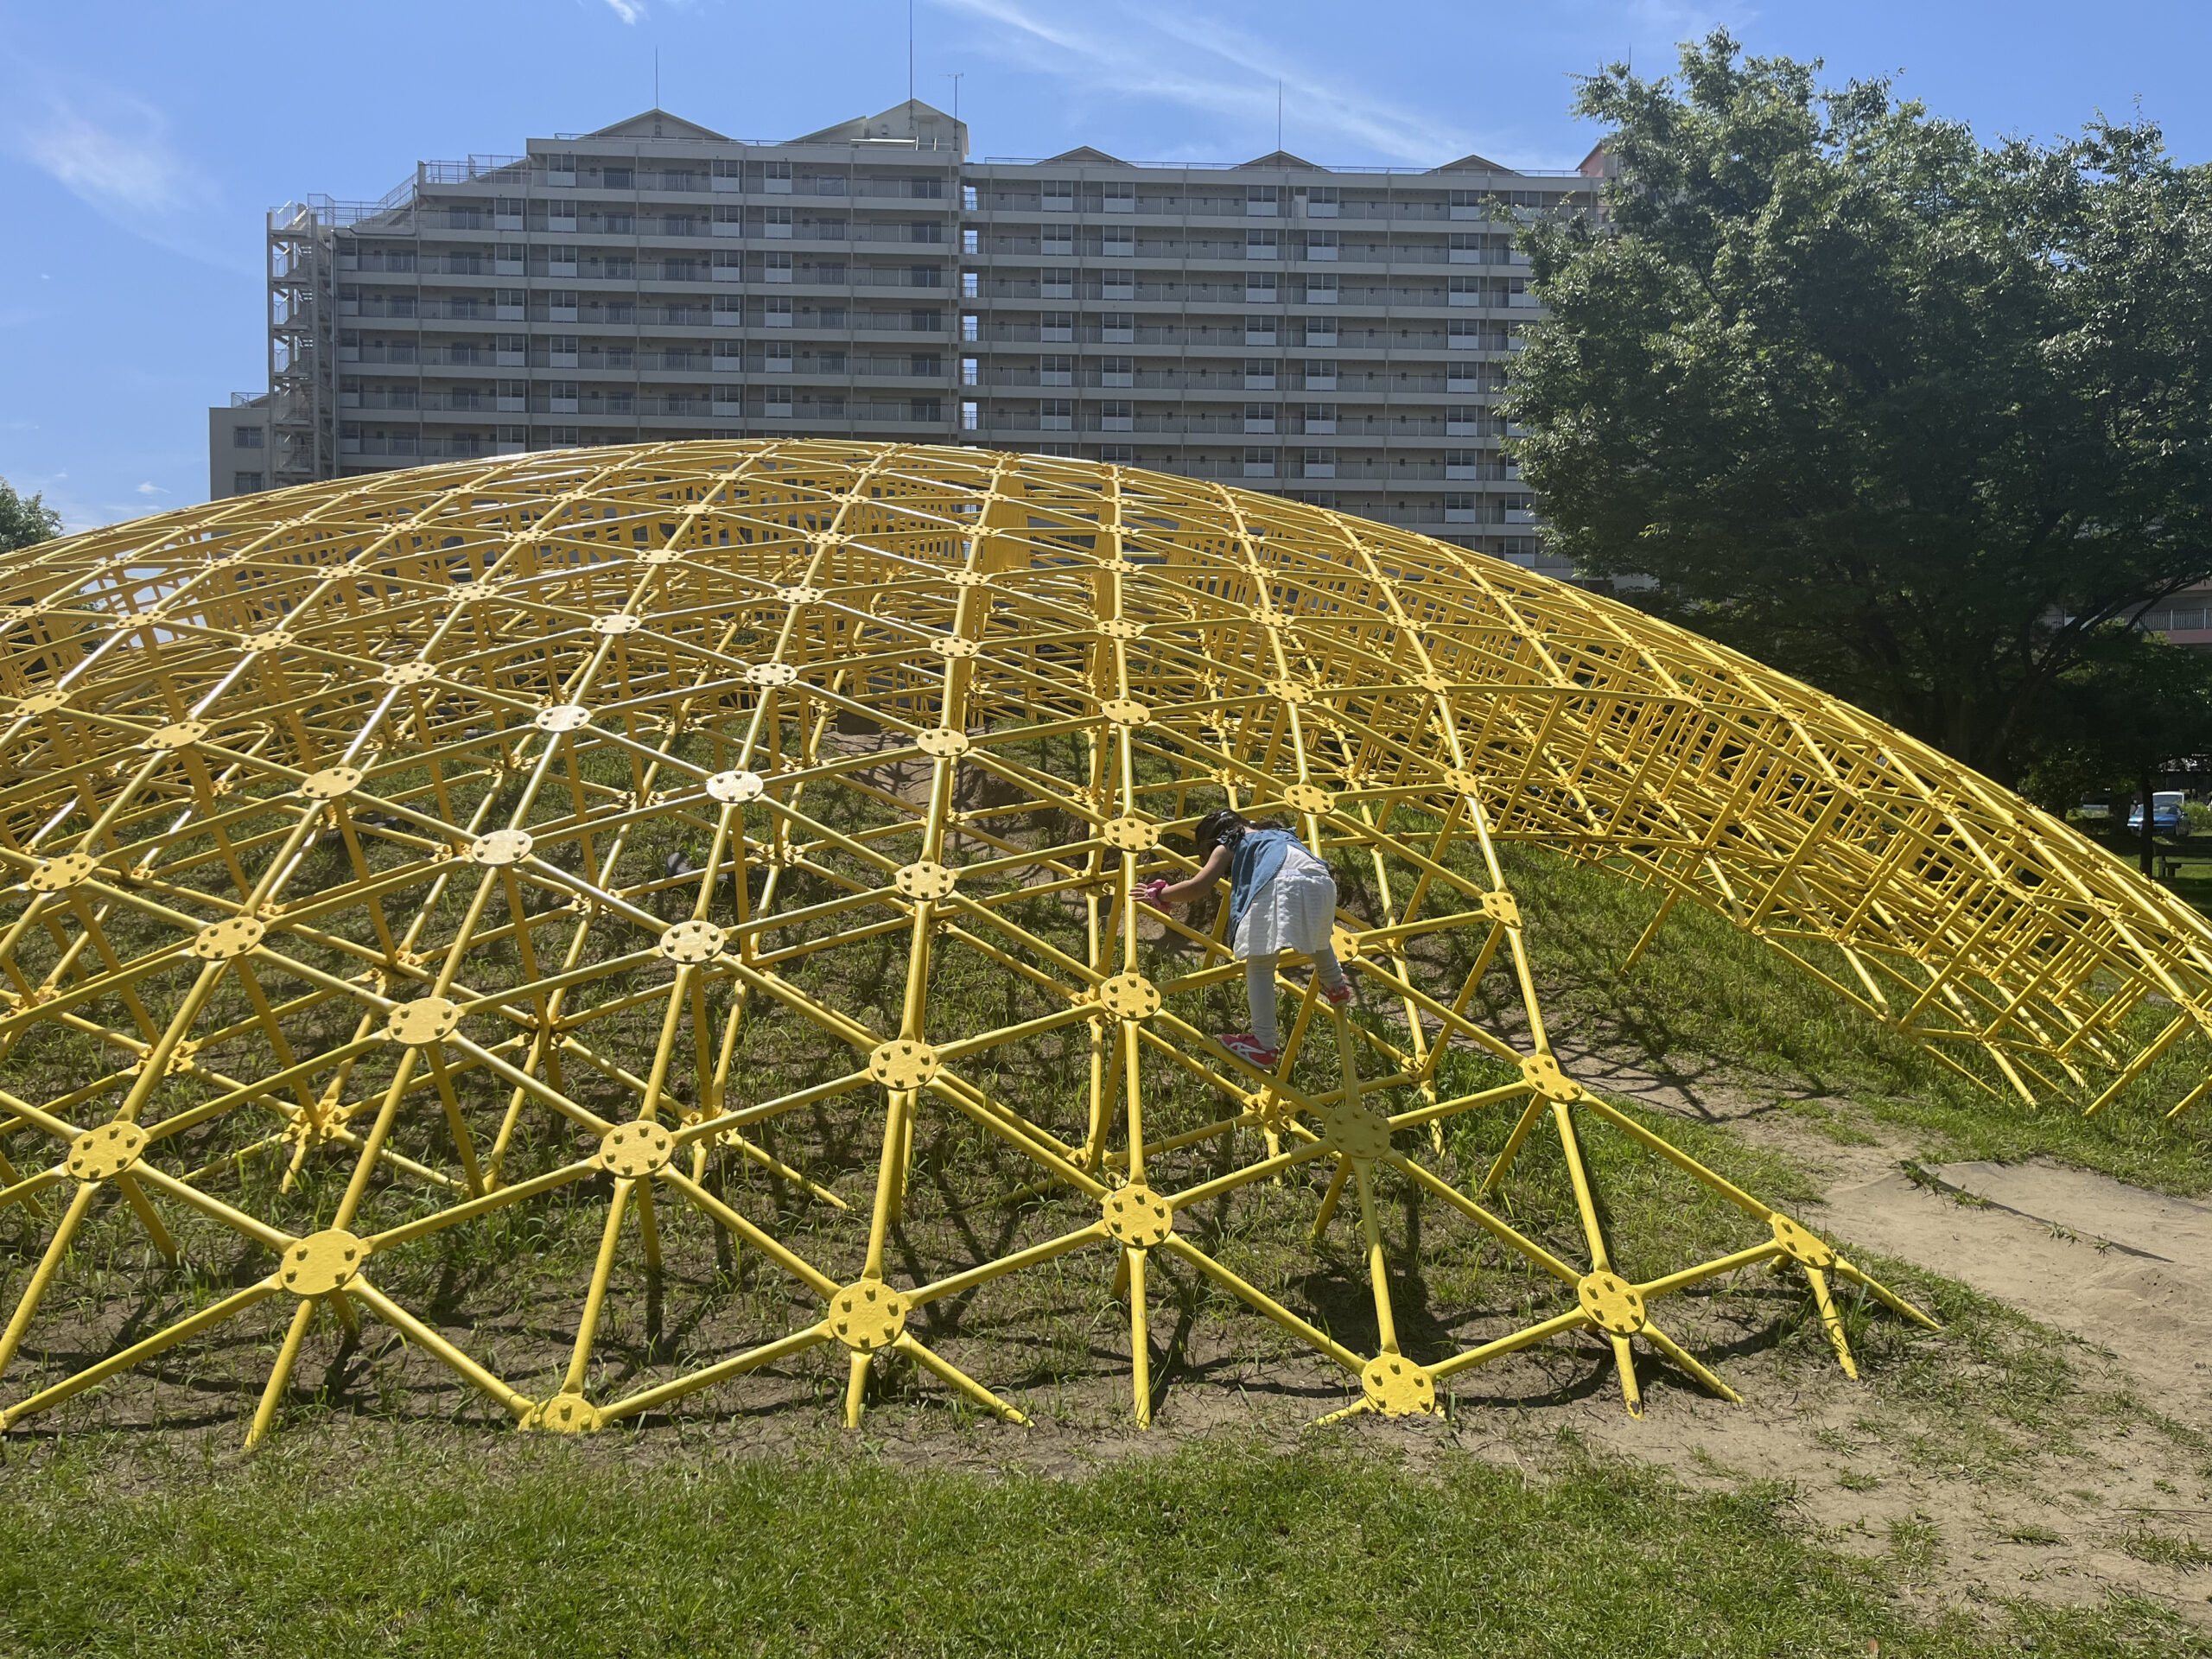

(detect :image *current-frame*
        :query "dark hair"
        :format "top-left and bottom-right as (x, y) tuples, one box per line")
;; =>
(1193, 809), (1286, 855)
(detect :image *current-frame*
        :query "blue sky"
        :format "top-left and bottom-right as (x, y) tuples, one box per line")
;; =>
(2, 0), (2204, 531)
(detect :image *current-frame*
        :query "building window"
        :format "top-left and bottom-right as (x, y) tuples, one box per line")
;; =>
(963, 315), (980, 342)
(961, 357), (980, 386)
(232, 471), (264, 493)
(1101, 443), (1134, 463)
(962, 270), (980, 297)
(232, 425), (264, 448)
(1039, 398), (1073, 430)
(961, 400), (980, 431)
(963, 227), (980, 254)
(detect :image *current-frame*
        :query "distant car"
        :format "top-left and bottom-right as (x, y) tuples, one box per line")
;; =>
(2128, 791), (2187, 835)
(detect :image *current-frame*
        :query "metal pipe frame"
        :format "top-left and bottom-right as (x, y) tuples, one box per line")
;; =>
(0, 438), (2196, 1441)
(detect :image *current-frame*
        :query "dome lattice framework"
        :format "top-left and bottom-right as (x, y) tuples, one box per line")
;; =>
(0, 441), (2203, 1440)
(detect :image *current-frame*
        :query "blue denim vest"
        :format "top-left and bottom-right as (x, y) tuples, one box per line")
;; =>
(1225, 828), (1296, 938)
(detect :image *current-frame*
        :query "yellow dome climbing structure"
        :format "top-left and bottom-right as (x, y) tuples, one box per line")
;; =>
(0, 441), (2202, 1441)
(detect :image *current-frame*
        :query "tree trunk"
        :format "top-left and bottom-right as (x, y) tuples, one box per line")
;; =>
(2141, 768), (2158, 879)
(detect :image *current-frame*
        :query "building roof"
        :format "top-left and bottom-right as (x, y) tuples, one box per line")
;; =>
(1428, 151), (1510, 174)
(790, 99), (965, 151)
(1233, 149), (1319, 170)
(1037, 146), (1129, 166)
(583, 108), (732, 143)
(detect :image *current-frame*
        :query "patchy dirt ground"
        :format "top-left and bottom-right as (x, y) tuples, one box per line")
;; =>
(6, 1010), (2209, 1631)
(1515, 1046), (2212, 1626)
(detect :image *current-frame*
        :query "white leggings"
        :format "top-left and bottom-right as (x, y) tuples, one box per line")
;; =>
(1245, 946), (1347, 1048)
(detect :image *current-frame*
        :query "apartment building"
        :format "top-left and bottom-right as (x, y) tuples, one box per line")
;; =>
(209, 99), (1595, 576)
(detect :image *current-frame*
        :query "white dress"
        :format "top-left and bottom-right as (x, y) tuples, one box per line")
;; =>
(1233, 840), (1338, 959)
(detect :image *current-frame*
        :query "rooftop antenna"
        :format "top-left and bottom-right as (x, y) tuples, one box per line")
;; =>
(944, 71), (964, 142)
(908, 0), (916, 106)
(654, 48), (660, 110)
(1277, 79), (1284, 152)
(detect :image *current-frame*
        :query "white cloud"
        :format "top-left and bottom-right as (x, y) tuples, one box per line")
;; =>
(13, 79), (199, 215)
(604, 0), (645, 20)
(931, 0), (1495, 165)
(134, 482), (168, 497)
(0, 67), (244, 269)
(22, 99), (190, 214)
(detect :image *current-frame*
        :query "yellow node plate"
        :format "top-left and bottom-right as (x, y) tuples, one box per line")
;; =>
(25, 852), (98, 892)
(658, 920), (726, 964)
(1770, 1213), (1838, 1269)
(281, 1230), (367, 1296)
(144, 721), (207, 752)
(385, 997), (461, 1046)
(1362, 1354), (1437, 1417)
(597, 1120), (676, 1179)
(300, 766), (364, 801)
(1097, 973), (1160, 1020)
(829, 1280), (907, 1352)
(469, 830), (534, 867)
(706, 770), (765, 804)
(525, 1394), (604, 1433)
(868, 1039), (940, 1090)
(1520, 1053), (1579, 1103)
(191, 916), (267, 960)
(1322, 1103), (1394, 1162)
(894, 861), (958, 901)
(1578, 1271), (1647, 1337)
(67, 1122), (146, 1183)
(1102, 817), (1159, 851)
(1102, 1183), (1173, 1249)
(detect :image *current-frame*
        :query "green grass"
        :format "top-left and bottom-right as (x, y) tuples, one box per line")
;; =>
(2, 1435), (2201, 1658)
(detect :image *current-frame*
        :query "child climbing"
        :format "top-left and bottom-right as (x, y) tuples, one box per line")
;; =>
(1140, 808), (1353, 1070)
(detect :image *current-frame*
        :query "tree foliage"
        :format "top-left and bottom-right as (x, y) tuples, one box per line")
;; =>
(1510, 32), (2212, 781)
(0, 479), (63, 554)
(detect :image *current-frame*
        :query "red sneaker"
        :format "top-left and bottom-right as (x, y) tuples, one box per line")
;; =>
(1217, 1032), (1281, 1069)
(1319, 981), (1356, 1009)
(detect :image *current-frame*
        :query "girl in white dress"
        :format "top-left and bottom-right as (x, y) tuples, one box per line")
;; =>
(1141, 808), (1352, 1069)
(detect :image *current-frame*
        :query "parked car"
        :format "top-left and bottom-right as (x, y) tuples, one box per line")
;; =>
(2128, 791), (2187, 835)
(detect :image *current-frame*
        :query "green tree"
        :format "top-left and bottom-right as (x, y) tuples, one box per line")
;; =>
(1510, 32), (2212, 782)
(2022, 635), (2212, 874)
(0, 479), (63, 553)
